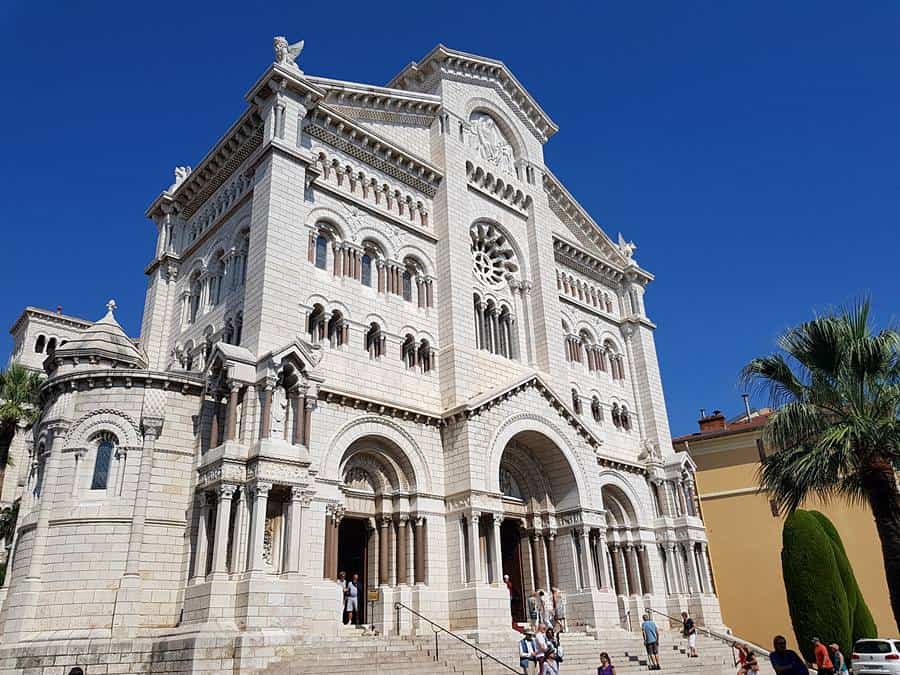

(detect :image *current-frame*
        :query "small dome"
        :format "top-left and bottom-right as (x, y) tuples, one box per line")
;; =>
(52, 300), (147, 370)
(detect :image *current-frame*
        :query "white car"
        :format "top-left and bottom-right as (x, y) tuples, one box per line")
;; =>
(852, 639), (900, 674)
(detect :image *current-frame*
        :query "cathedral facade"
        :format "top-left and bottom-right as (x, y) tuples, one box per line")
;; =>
(0, 40), (721, 672)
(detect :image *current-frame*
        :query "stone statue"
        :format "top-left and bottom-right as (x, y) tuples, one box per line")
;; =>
(467, 113), (515, 176)
(168, 166), (192, 192)
(617, 233), (637, 260)
(273, 36), (304, 71)
(270, 386), (287, 437)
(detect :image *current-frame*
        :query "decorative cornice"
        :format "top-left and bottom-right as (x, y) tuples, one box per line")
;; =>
(544, 170), (653, 284)
(10, 307), (92, 336)
(307, 75), (442, 124)
(554, 240), (625, 286)
(40, 369), (205, 400)
(388, 44), (558, 143)
(306, 104), (442, 197)
(320, 386), (443, 426)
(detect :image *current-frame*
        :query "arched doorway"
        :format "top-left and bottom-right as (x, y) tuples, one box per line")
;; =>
(601, 484), (652, 598)
(496, 430), (582, 622)
(323, 434), (431, 630)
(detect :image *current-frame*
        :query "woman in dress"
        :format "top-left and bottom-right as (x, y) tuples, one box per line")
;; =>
(597, 651), (616, 675)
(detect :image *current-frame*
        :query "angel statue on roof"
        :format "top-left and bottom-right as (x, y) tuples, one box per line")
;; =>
(273, 36), (304, 71)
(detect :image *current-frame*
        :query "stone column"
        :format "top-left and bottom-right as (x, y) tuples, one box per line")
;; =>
(303, 396), (315, 447)
(291, 394), (304, 445)
(377, 261), (385, 293)
(192, 493), (212, 581)
(628, 545), (643, 595)
(224, 386), (239, 442)
(379, 515), (391, 585)
(546, 531), (558, 589)
(595, 531), (610, 590)
(208, 395), (220, 448)
(467, 513), (482, 585)
(284, 487), (304, 574)
(247, 482), (271, 573)
(413, 516), (426, 584)
(323, 510), (334, 579)
(229, 488), (246, 573)
(531, 531), (546, 590)
(397, 515), (409, 585)
(491, 514), (503, 584)
(425, 278), (433, 307)
(260, 384), (273, 440)
(612, 545), (629, 595)
(210, 484), (235, 578)
(579, 527), (596, 589)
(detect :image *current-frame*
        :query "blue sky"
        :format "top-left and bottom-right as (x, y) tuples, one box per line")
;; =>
(0, 1), (897, 436)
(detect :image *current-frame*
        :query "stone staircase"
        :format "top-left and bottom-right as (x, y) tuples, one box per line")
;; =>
(252, 626), (740, 674)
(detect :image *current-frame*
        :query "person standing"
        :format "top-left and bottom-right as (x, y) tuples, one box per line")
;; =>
(737, 643), (759, 674)
(337, 571), (347, 623)
(519, 630), (540, 675)
(541, 645), (561, 675)
(538, 589), (552, 630)
(829, 643), (849, 673)
(811, 638), (834, 675)
(551, 587), (567, 635)
(681, 611), (698, 657)
(769, 635), (810, 675)
(641, 613), (660, 671)
(345, 573), (360, 626)
(597, 652), (616, 675)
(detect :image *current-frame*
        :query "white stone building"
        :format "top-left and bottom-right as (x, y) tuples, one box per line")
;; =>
(0, 40), (721, 672)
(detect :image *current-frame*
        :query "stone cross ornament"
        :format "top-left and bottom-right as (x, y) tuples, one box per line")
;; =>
(273, 36), (304, 72)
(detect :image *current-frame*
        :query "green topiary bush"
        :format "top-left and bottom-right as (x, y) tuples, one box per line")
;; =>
(782, 510), (852, 662)
(809, 510), (878, 645)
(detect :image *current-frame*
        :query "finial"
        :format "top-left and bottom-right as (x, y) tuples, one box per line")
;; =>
(106, 299), (117, 314)
(273, 35), (305, 72)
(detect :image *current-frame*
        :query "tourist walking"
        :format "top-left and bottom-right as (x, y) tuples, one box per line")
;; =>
(811, 638), (834, 675)
(597, 651), (616, 675)
(344, 573), (360, 626)
(681, 611), (698, 657)
(538, 589), (552, 629)
(641, 613), (660, 671)
(829, 644), (848, 673)
(541, 645), (561, 675)
(551, 587), (567, 635)
(519, 629), (541, 675)
(736, 643), (759, 673)
(769, 635), (809, 675)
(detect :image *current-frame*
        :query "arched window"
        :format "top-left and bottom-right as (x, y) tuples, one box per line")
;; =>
(308, 305), (326, 343)
(234, 312), (243, 346)
(232, 230), (250, 290)
(365, 323), (384, 358)
(184, 341), (195, 371)
(327, 310), (345, 347)
(402, 270), (412, 302)
(611, 402), (622, 428)
(315, 234), (329, 270)
(591, 396), (602, 423)
(361, 253), (372, 287)
(47, 337), (57, 356)
(621, 405), (631, 431)
(223, 319), (235, 345)
(210, 250), (226, 306)
(91, 434), (116, 490)
(189, 273), (202, 323)
(571, 389), (582, 415)
(418, 340), (433, 373)
(35, 335), (45, 353)
(401, 334), (416, 368)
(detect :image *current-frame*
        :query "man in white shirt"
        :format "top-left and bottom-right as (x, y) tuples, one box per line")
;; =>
(518, 630), (541, 674)
(345, 573), (360, 626)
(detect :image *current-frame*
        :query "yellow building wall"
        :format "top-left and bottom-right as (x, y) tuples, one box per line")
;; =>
(693, 441), (893, 652)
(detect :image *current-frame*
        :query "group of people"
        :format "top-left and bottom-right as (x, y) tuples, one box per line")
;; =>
(639, 611), (698, 670)
(517, 624), (566, 674)
(521, 584), (568, 635)
(767, 635), (850, 674)
(336, 571), (360, 625)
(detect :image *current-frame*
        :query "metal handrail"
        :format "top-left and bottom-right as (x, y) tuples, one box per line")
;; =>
(394, 601), (520, 675)
(643, 607), (771, 663)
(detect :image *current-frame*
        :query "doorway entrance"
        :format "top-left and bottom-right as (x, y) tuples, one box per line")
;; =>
(337, 517), (368, 625)
(500, 519), (526, 623)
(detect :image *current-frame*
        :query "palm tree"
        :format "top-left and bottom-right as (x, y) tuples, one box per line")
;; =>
(0, 363), (43, 501)
(741, 300), (900, 631)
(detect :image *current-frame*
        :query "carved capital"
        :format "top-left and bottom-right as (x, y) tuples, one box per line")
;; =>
(218, 483), (237, 500)
(253, 481), (272, 499)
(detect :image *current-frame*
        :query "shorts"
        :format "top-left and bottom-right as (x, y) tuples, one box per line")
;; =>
(345, 596), (358, 612)
(645, 642), (659, 655)
(687, 634), (696, 648)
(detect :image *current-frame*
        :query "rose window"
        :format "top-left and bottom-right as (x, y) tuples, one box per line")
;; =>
(470, 222), (518, 287)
